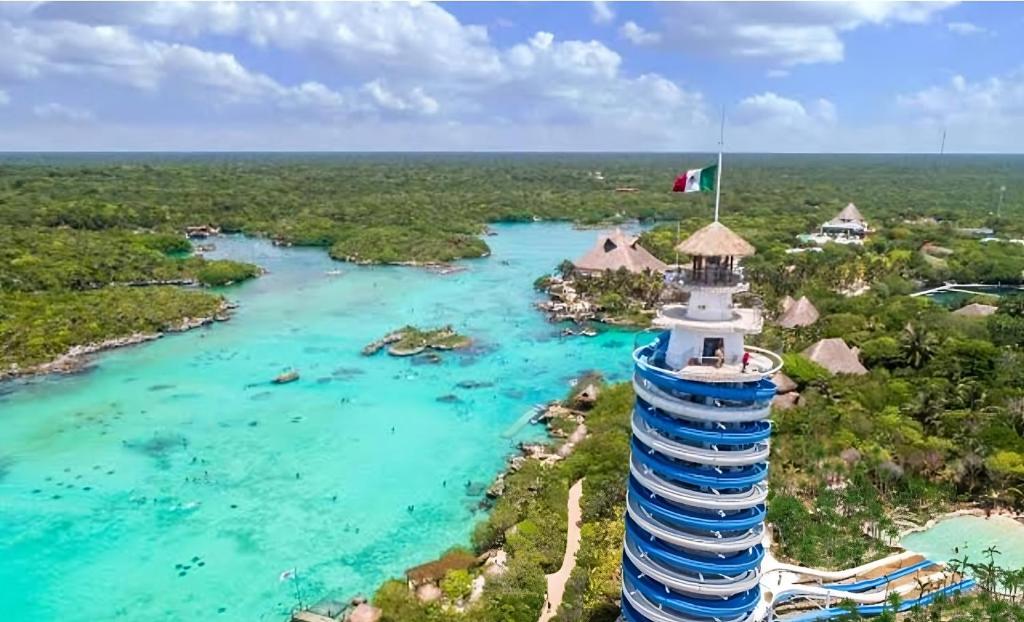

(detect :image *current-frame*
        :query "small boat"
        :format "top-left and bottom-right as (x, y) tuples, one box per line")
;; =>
(325, 269), (344, 276)
(580, 328), (598, 337)
(273, 370), (300, 384)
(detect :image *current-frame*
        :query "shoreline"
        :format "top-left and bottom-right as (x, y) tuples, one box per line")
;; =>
(0, 299), (237, 382)
(898, 506), (1024, 539)
(332, 398), (590, 619)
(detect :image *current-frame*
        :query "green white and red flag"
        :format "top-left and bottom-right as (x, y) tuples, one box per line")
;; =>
(672, 164), (716, 193)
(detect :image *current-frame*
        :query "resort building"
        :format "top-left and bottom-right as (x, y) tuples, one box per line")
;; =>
(622, 221), (782, 622)
(797, 203), (869, 247)
(573, 229), (668, 276)
(821, 203), (868, 240)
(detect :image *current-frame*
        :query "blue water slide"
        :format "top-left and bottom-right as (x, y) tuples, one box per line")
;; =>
(635, 401), (772, 445)
(623, 558), (760, 619)
(630, 477), (766, 532)
(631, 439), (768, 490)
(634, 353), (777, 402)
(625, 517), (764, 575)
(824, 560), (934, 592)
(781, 579), (977, 621)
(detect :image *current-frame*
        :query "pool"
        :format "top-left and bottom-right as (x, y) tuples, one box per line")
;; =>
(901, 514), (1024, 570)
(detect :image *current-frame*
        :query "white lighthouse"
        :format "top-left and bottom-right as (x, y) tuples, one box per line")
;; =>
(622, 221), (782, 622)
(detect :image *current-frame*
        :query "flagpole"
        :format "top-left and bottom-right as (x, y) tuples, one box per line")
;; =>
(714, 107), (724, 222)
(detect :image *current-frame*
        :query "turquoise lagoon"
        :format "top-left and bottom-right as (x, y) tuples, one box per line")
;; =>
(902, 515), (1024, 571)
(0, 223), (640, 622)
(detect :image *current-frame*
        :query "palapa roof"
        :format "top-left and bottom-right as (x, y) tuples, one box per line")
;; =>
(574, 228), (668, 274)
(952, 303), (998, 318)
(675, 221), (756, 258)
(406, 550), (477, 585)
(802, 338), (867, 375)
(779, 295), (796, 313)
(777, 296), (820, 328)
(827, 203), (867, 228)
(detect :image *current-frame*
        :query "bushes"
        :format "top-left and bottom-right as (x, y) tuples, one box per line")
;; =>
(859, 336), (903, 368)
(194, 259), (261, 286)
(780, 353), (830, 386)
(0, 287), (224, 369)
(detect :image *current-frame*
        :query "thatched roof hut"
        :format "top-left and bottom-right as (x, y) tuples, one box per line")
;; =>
(573, 229), (667, 275)
(777, 296), (820, 328)
(779, 295), (796, 313)
(953, 303), (998, 318)
(830, 203), (866, 227)
(405, 550), (477, 587)
(675, 222), (756, 257)
(801, 338), (867, 375)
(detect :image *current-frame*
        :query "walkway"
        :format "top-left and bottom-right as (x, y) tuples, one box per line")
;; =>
(539, 478), (585, 622)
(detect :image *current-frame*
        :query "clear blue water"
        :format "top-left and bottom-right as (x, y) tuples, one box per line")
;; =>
(924, 286), (1024, 308)
(0, 223), (640, 622)
(902, 515), (1024, 571)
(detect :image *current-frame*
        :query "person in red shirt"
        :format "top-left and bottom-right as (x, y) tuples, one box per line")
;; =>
(742, 351), (751, 373)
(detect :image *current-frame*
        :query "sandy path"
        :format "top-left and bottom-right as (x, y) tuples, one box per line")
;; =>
(539, 478), (585, 622)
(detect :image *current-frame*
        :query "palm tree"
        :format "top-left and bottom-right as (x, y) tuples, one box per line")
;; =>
(901, 322), (938, 369)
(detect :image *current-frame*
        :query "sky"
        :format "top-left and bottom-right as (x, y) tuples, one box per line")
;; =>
(0, 1), (1022, 152)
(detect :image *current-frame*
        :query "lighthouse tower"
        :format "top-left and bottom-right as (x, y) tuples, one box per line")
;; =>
(621, 221), (781, 622)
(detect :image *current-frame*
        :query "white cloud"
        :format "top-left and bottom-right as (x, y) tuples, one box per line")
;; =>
(656, 2), (955, 66)
(898, 70), (1024, 119)
(619, 21), (661, 46)
(33, 102), (94, 122)
(813, 98), (838, 123)
(362, 80), (439, 115)
(591, 1), (615, 25)
(33, 2), (504, 82)
(893, 69), (1024, 152)
(507, 32), (622, 80)
(0, 90), (9, 105)
(947, 21), (987, 36)
(766, 69), (790, 79)
(736, 92), (837, 127)
(0, 18), (375, 117)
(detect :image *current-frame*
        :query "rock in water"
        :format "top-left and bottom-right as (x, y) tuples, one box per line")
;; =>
(273, 370), (299, 384)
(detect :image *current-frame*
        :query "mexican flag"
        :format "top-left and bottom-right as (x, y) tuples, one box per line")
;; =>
(672, 164), (716, 193)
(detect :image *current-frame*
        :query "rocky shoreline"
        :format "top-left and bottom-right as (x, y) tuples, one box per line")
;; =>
(330, 379), (601, 621)
(0, 299), (238, 381)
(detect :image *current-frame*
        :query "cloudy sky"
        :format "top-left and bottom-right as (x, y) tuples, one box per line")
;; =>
(0, 1), (1021, 152)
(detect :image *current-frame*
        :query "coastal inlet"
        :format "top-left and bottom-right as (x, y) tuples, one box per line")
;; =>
(0, 223), (639, 622)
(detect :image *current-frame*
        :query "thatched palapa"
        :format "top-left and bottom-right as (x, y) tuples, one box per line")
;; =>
(777, 296), (820, 328)
(574, 229), (667, 275)
(952, 303), (998, 318)
(829, 203), (867, 227)
(801, 338), (867, 375)
(675, 222), (756, 257)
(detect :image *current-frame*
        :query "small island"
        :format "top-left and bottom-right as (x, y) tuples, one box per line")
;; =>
(362, 325), (472, 357)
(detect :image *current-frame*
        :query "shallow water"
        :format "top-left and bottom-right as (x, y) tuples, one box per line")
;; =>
(901, 515), (1024, 570)
(0, 223), (641, 622)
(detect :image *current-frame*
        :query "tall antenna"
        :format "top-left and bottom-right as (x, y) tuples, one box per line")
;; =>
(714, 107), (725, 222)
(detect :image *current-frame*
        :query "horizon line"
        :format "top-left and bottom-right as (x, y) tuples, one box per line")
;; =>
(2, 150), (1024, 156)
